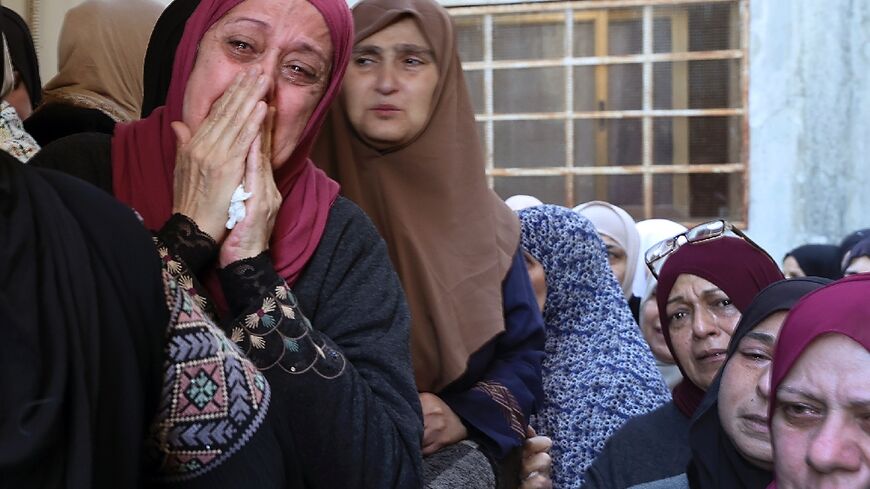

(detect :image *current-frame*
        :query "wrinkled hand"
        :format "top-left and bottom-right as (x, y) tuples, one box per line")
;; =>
(219, 108), (282, 266)
(171, 67), (269, 242)
(520, 426), (553, 489)
(420, 392), (469, 455)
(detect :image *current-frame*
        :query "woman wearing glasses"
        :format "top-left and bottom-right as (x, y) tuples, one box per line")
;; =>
(583, 221), (783, 489)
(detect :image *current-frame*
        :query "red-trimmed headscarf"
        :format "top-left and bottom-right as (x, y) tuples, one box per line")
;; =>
(111, 0), (352, 310)
(655, 237), (784, 417)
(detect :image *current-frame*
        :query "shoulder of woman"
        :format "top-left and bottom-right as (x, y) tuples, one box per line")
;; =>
(319, 196), (389, 256)
(28, 132), (113, 192)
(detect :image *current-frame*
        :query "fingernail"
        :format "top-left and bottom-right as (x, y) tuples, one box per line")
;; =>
(257, 74), (267, 85)
(247, 66), (258, 77)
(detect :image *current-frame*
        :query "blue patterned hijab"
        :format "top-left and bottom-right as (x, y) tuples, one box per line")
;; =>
(518, 205), (671, 488)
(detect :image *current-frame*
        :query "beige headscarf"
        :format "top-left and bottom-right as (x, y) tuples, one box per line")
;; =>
(41, 0), (163, 122)
(313, 0), (520, 393)
(574, 200), (640, 298)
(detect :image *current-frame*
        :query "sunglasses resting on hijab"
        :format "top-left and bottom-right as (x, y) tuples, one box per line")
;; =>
(583, 226), (783, 489)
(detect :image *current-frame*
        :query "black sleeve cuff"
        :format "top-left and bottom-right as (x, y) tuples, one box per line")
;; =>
(157, 213), (218, 274)
(218, 251), (281, 318)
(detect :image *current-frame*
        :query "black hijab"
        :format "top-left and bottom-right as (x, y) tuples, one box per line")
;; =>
(783, 244), (842, 280)
(844, 236), (870, 270)
(0, 151), (167, 487)
(685, 277), (831, 489)
(0, 7), (41, 107)
(140, 0), (200, 117)
(838, 228), (870, 267)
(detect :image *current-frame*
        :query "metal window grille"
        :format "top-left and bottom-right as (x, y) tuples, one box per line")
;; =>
(449, 0), (749, 225)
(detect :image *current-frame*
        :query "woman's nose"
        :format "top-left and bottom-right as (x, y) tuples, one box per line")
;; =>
(375, 64), (398, 95)
(806, 414), (862, 475)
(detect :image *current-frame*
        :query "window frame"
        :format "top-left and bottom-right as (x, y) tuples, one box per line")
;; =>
(448, 0), (750, 227)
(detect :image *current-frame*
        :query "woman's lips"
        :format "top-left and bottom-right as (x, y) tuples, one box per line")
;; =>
(741, 414), (770, 434)
(696, 348), (727, 364)
(371, 104), (400, 117)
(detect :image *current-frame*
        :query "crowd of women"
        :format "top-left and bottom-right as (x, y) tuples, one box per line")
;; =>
(0, 0), (867, 488)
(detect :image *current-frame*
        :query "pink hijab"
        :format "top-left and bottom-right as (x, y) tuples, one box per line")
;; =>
(765, 273), (870, 488)
(111, 0), (352, 309)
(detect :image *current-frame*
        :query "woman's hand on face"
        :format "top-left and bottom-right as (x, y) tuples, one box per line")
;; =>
(419, 392), (469, 455)
(171, 67), (270, 242)
(219, 108), (282, 267)
(520, 426), (553, 489)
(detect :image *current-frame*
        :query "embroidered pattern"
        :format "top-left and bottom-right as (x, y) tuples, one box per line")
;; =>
(473, 380), (526, 440)
(228, 280), (347, 380)
(0, 101), (39, 162)
(148, 266), (270, 481)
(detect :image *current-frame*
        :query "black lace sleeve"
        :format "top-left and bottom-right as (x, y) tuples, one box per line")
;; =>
(156, 213), (218, 275)
(219, 254), (345, 379)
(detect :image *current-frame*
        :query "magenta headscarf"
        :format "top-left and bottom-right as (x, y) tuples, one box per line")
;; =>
(655, 237), (784, 417)
(765, 273), (870, 489)
(111, 0), (352, 311)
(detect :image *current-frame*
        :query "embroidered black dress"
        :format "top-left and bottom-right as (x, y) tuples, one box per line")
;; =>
(30, 133), (424, 488)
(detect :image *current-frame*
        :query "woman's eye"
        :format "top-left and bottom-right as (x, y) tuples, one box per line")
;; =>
(669, 310), (688, 323)
(354, 57), (374, 66)
(404, 57), (424, 66)
(229, 40), (252, 52)
(283, 63), (317, 84)
(782, 402), (822, 424)
(740, 349), (770, 362)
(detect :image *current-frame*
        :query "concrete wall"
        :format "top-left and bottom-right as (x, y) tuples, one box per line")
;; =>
(746, 0), (870, 261)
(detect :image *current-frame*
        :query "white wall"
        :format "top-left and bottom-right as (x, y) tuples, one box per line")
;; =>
(746, 0), (870, 261)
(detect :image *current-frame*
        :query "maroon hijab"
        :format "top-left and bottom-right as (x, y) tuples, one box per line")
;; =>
(655, 237), (784, 417)
(111, 0), (352, 309)
(765, 273), (870, 489)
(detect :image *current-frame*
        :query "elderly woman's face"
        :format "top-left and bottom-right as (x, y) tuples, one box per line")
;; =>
(771, 334), (870, 489)
(718, 311), (786, 471)
(665, 273), (741, 390)
(183, 0), (333, 168)
(342, 17), (439, 149)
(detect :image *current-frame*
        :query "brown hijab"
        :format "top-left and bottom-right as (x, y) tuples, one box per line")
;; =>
(313, 0), (520, 393)
(42, 0), (163, 122)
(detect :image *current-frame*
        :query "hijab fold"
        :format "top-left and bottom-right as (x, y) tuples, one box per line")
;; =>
(0, 151), (166, 488)
(519, 205), (670, 488)
(0, 6), (40, 108)
(687, 278), (830, 489)
(783, 244), (841, 280)
(42, 0), (163, 122)
(655, 237), (784, 417)
(313, 0), (520, 392)
(112, 0), (352, 312)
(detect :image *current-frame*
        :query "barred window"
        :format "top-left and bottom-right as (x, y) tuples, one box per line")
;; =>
(450, 0), (748, 225)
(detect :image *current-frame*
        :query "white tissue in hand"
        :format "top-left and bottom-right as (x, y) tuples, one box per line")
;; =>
(226, 184), (253, 229)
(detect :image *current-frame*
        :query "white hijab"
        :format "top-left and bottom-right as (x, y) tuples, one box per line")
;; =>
(574, 201), (640, 298)
(632, 219), (689, 298)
